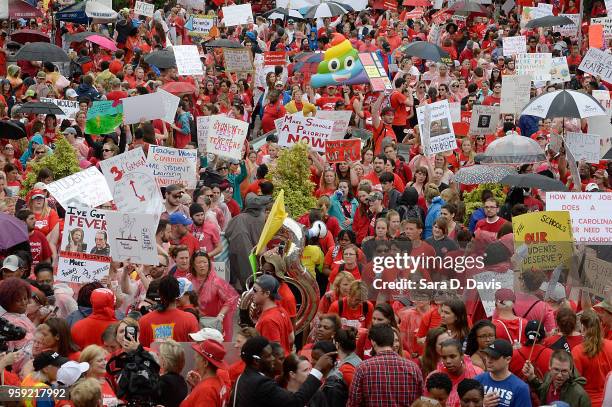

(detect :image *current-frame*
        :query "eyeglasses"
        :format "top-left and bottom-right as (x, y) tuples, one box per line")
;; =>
(35, 151), (45, 155)
(156, 263), (168, 268)
(171, 194), (183, 198)
(102, 149), (112, 152)
(551, 368), (570, 376)
(205, 194), (214, 198)
(484, 206), (497, 209)
(218, 167), (228, 171)
(476, 137), (485, 140)
(451, 84), (459, 88)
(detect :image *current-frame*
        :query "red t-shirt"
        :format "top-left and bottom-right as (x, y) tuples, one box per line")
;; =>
(390, 91), (408, 126)
(29, 230), (52, 265)
(276, 282), (297, 318)
(138, 308), (199, 348)
(363, 171), (405, 192)
(255, 305), (294, 354)
(34, 210), (59, 236)
(180, 375), (230, 407)
(106, 90), (128, 102)
(475, 217), (507, 234)
(417, 306), (441, 339)
(316, 96), (343, 111)
(328, 263), (361, 288)
(328, 297), (373, 329)
(179, 233), (201, 256)
(372, 122), (397, 155)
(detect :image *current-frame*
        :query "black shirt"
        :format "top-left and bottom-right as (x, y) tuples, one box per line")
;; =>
(158, 372), (188, 407)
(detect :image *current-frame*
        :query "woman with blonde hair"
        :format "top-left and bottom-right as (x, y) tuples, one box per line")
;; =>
(572, 310), (612, 407)
(318, 270), (356, 314)
(316, 168), (339, 198)
(158, 339), (188, 407)
(285, 87), (316, 116)
(79, 344), (119, 406)
(70, 378), (102, 407)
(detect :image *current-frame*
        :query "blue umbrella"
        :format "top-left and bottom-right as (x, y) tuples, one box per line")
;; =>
(0, 213), (28, 250)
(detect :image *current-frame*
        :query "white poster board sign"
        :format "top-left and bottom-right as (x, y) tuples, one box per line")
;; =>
(592, 17), (612, 40)
(46, 167), (113, 209)
(134, 1), (154, 17)
(99, 148), (163, 216)
(564, 133), (601, 164)
(500, 75), (532, 114)
(105, 211), (159, 265)
(516, 53), (552, 82)
(57, 206), (111, 284)
(316, 110), (353, 140)
(196, 116), (211, 154)
(222, 4), (253, 26)
(39, 97), (79, 121)
(417, 100), (457, 156)
(173, 45), (204, 76)
(555, 14), (580, 37)
(277, 114), (334, 152)
(578, 48), (612, 85)
(206, 115), (249, 160)
(502, 36), (526, 56)
(122, 90), (180, 124)
(546, 192), (612, 245)
(550, 57), (571, 84)
(588, 91), (612, 159)
(469, 105), (500, 136)
(147, 146), (198, 189)
(473, 270), (515, 317)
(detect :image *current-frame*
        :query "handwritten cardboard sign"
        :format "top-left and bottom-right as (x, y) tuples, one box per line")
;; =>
(174, 45), (204, 76)
(264, 51), (287, 66)
(105, 211), (159, 265)
(206, 115), (249, 160)
(325, 139), (361, 163)
(146, 145), (198, 189)
(277, 114), (334, 152)
(223, 48), (254, 73)
(47, 167), (113, 209)
(134, 0), (154, 17)
(564, 132), (601, 164)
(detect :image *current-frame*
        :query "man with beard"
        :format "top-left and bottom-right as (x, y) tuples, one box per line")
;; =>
(189, 203), (222, 258)
(156, 219), (171, 257)
(169, 213), (200, 256)
(16, 209), (52, 266)
(230, 336), (335, 407)
(33, 262), (77, 319)
(364, 154), (405, 192)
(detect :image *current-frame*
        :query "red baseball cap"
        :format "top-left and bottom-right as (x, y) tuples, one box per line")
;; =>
(192, 340), (227, 370)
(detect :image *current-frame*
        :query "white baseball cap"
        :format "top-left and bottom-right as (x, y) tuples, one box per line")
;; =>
(189, 327), (224, 343)
(57, 361), (89, 386)
(585, 182), (599, 192)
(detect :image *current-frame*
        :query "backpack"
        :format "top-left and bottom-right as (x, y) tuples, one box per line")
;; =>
(307, 374), (349, 407)
(107, 346), (161, 403)
(397, 204), (423, 223)
(69, 60), (83, 80)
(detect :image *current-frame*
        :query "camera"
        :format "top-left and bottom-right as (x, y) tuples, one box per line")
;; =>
(0, 317), (26, 352)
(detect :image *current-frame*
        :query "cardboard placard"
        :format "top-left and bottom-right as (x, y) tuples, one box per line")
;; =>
(222, 3), (253, 26)
(264, 51), (287, 66)
(57, 206), (111, 284)
(550, 57), (570, 84)
(469, 105), (500, 136)
(588, 91), (612, 159)
(473, 270), (515, 317)
(223, 48), (254, 73)
(589, 25), (605, 49)
(500, 75), (532, 114)
(520, 5), (553, 28)
(578, 48), (612, 84)
(196, 116), (211, 154)
(591, 17), (612, 40)
(186, 14), (216, 37)
(122, 90), (180, 124)
(146, 145), (198, 189)
(174, 45), (204, 76)
(325, 139), (361, 163)
(134, 0), (154, 17)
(205, 115), (249, 160)
(99, 148), (163, 216)
(47, 167), (113, 209)
(516, 53), (553, 82)
(417, 100), (457, 156)
(105, 211), (159, 265)
(502, 36), (526, 56)
(546, 192), (612, 245)
(564, 132), (601, 164)
(358, 52), (392, 92)
(583, 255), (612, 297)
(277, 114), (334, 152)
(512, 211), (573, 271)
(316, 110), (353, 140)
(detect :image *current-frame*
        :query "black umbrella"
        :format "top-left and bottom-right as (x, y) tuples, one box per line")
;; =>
(18, 102), (65, 115)
(14, 42), (70, 62)
(204, 39), (243, 48)
(0, 120), (27, 140)
(66, 31), (108, 43)
(448, 1), (488, 15)
(525, 15), (575, 29)
(603, 147), (612, 160)
(400, 41), (450, 62)
(143, 49), (176, 69)
(501, 173), (568, 191)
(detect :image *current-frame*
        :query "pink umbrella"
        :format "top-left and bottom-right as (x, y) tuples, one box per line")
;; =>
(87, 35), (118, 51)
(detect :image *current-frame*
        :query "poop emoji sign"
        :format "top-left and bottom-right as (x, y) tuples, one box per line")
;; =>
(310, 33), (369, 88)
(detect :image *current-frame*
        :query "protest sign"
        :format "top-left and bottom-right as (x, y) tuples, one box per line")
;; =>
(472, 270), (515, 317)
(583, 254), (612, 298)
(516, 53), (552, 82)
(134, 0), (154, 16)
(277, 114), (334, 152)
(502, 36), (526, 56)
(222, 4), (253, 26)
(449, 102), (461, 123)
(85, 100), (123, 135)
(47, 167), (112, 209)
(590, 24), (605, 49)
(607, 0), (612, 16)
(591, 17), (612, 40)
(417, 100), (457, 156)
(578, 48), (612, 84)
(520, 5), (553, 28)
(206, 115), (249, 160)
(316, 110), (352, 140)
(105, 211), (159, 265)
(550, 57), (570, 84)
(325, 139), (361, 163)
(500, 75), (531, 114)
(223, 48), (254, 73)
(39, 97), (79, 121)
(196, 116), (210, 154)
(186, 14), (215, 37)
(99, 148), (163, 215)
(564, 132), (601, 164)
(554, 14), (580, 37)
(588, 91), (612, 159)
(501, 0), (515, 14)
(469, 105), (500, 136)
(358, 52), (393, 92)
(57, 206), (111, 284)
(122, 90), (180, 124)
(264, 51), (287, 66)
(147, 146), (198, 189)
(546, 192), (612, 245)
(512, 211), (573, 271)
(173, 45), (204, 76)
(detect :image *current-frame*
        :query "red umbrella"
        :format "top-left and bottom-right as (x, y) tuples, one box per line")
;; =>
(9, 0), (43, 19)
(10, 29), (50, 44)
(161, 81), (197, 95)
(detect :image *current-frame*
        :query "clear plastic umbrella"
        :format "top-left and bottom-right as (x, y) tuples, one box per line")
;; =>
(477, 133), (546, 164)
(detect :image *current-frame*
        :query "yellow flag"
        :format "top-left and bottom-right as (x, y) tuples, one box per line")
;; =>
(255, 190), (287, 255)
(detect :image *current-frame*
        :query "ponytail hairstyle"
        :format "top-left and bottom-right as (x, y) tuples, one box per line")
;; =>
(580, 310), (604, 358)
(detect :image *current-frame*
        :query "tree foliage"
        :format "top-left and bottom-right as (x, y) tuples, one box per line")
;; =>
(462, 183), (506, 225)
(267, 142), (317, 218)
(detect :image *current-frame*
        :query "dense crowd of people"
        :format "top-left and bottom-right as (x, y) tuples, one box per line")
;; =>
(0, 0), (611, 406)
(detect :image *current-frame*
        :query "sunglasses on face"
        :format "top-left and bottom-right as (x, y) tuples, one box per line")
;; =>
(102, 149), (112, 152)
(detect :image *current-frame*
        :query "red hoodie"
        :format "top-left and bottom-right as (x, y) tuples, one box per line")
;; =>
(71, 288), (118, 349)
